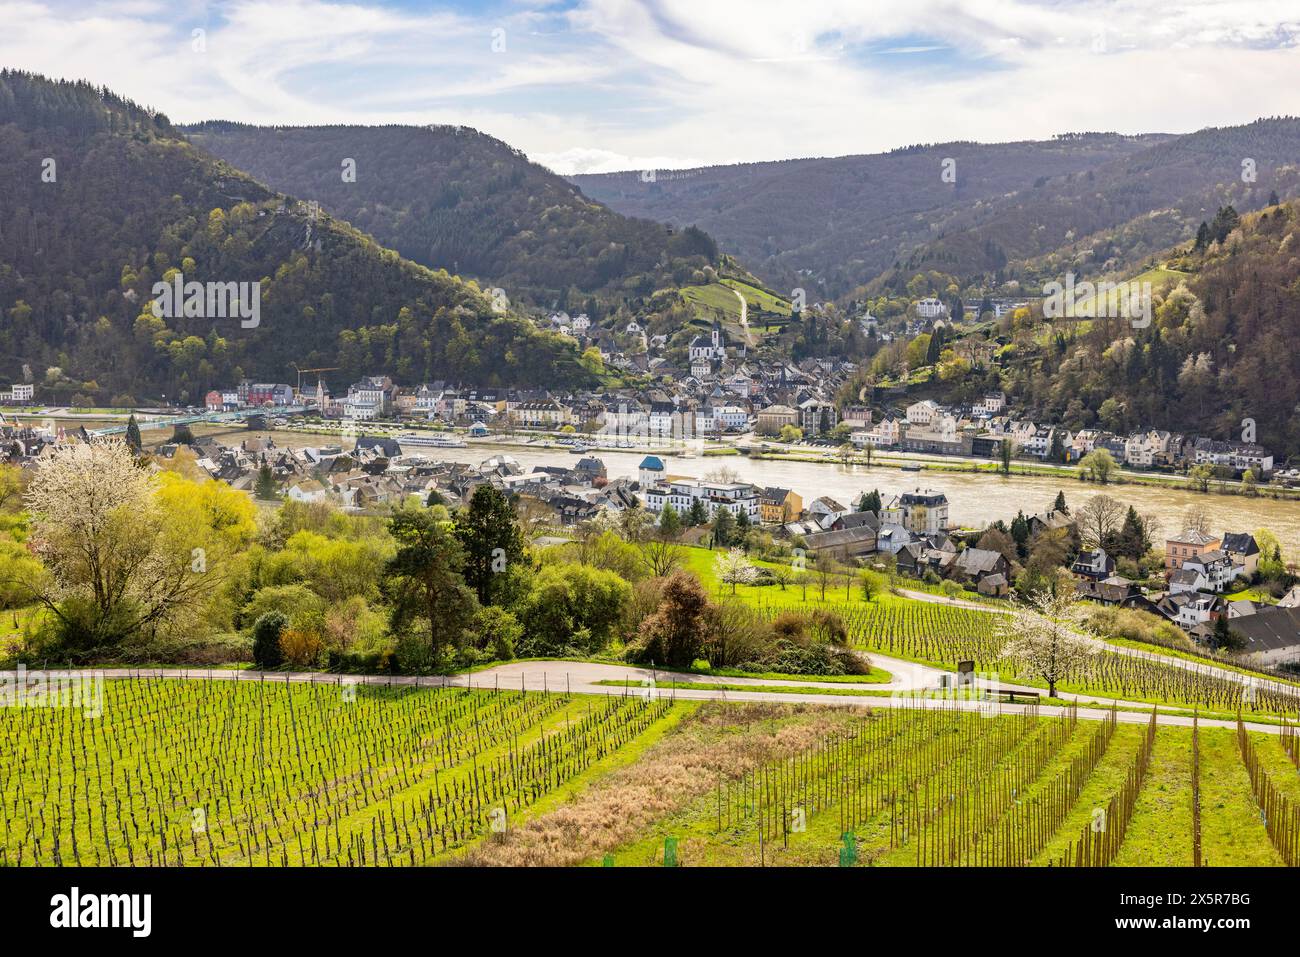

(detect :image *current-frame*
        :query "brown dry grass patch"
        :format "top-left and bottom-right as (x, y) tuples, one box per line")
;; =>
(460, 701), (864, 866)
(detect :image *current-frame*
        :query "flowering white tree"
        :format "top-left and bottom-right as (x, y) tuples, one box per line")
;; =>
(714, 547), (758, 594)
(20, 440), (225, 651)
(997, 589), (1096, 699)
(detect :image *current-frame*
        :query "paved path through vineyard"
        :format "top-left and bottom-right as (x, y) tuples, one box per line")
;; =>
(3, 656), (1285, 735)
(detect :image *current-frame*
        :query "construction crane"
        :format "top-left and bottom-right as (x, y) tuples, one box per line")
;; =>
(291, 364), (339, 394)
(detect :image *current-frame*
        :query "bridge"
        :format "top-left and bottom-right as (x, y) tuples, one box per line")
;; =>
(89, 405), (313, 437)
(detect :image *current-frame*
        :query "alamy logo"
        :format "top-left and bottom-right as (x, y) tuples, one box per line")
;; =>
(50, 887), (151, 937)
(151, 273), (261, 328)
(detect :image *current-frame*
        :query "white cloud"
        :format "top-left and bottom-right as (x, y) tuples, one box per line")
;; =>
(2, 0), (1297, 170)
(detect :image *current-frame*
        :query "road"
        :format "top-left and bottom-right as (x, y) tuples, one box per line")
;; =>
(731, 287), (755, 347)
(3, 657), (1284, 735)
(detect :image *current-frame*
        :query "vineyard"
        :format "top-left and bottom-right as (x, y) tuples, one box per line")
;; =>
(0, 676), (682, 867)
(4, 676), (1298, 868)
(593, 702), (1294, 867)
(755, 596), (1300, 716)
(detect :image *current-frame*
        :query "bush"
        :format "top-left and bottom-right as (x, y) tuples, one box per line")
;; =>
(474, 606), (523, 661)
(279, 627), (323, 667)
(240, 583), (326, 634)
(252, 611), (287, 668)
(519, 564), (631, 656)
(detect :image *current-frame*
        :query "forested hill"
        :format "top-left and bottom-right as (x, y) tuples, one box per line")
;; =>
(0, 71), (588, 405)
(574, 121), (1300, 300)
(185, 122), (725, 318)
(571, 134), (1166, 297)
(998, 197), (1300, 460)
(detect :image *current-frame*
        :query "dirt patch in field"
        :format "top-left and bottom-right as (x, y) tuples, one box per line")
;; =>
(461, 702), (861, 866)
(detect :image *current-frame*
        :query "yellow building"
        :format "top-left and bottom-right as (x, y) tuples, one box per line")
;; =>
(760, 487), (803, 525)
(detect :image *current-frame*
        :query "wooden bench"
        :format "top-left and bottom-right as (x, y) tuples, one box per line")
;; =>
(998, 689), (1040, 704)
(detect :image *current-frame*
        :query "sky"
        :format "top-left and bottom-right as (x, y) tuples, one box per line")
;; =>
(3, 0), (1299, 173)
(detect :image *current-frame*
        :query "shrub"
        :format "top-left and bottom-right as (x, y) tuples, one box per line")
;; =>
(240, 583), (326, 634)
(252, 611), (287, 668)
(631, 570), (709, 667)
(519, 564), (631, 656)
(279, 627), (323, 667)
(475, 606), (523, 661)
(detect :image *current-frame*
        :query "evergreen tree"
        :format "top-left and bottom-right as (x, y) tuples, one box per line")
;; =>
(1194, 221), (1211, 251)
(658, 503), (683, 541)
(687, 499), (709, 527)
(711, 507), (736, 548)
(1052, 490), (1068, 515)
(254, 464), (277, 500)
(124, 414), (142, 453)
(454, 485), (526, 605)
(1116, 506), (1149, 560)
(1010, 510), (1030, 560)
(858, 489), (882, 514)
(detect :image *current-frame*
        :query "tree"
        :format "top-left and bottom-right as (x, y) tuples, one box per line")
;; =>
(711, 508), (736, 548)
(252, 611), (287, 669)
(455, 485), (526, 605)
(1077, 495), (1124, 549)
(0, 465), (23, 512)
(779, 424), (803, 444)
(125, 415), (143, 453)
(858, 489), (882, 514)
(1210, 614), (1245, 653)
(18, 440), (242, 656)
(254, 464), (277, 500)
(686, 499), (709, 527)
(977, 526), (1018, 566)
(814, 550), (838, 600)
(1182, 506), (1211, 535)
(1114, 506), (1150, 560)
(520, 563), (629, 655)
(999, 590), (1095, 698)
(714, 548), (757, 594)
(657, 503), (683, 541)
(1079, 449), (1116, 484)
(382, 505), (479, 660)
(999, 439), (1012, 475)
(1026, 527), (1071, 579)
(636, 570), (710, 667)
(639, 537), (682, 577)
(1010, 511), (1031, 560)
(1052, 490), (1068, 515)
(1187, 464), (1213, 494)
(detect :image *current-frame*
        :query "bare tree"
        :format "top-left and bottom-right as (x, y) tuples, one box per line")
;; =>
(814, 550), (838, 600)
(1076, 494), (1124, 549)
(639, 538), (682, 577)
(1182, 506), (1211, 536)
(703, 465), (741, 485)
(998, 590), (1095, 698)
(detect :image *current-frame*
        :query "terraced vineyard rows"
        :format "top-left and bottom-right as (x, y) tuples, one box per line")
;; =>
(608, 703), (1297, 867)
(761, 597), (1300, 715)
(0, 677), (677, 867)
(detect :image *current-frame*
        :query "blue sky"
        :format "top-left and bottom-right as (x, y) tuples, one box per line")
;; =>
(4, 1), (1299, 172)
